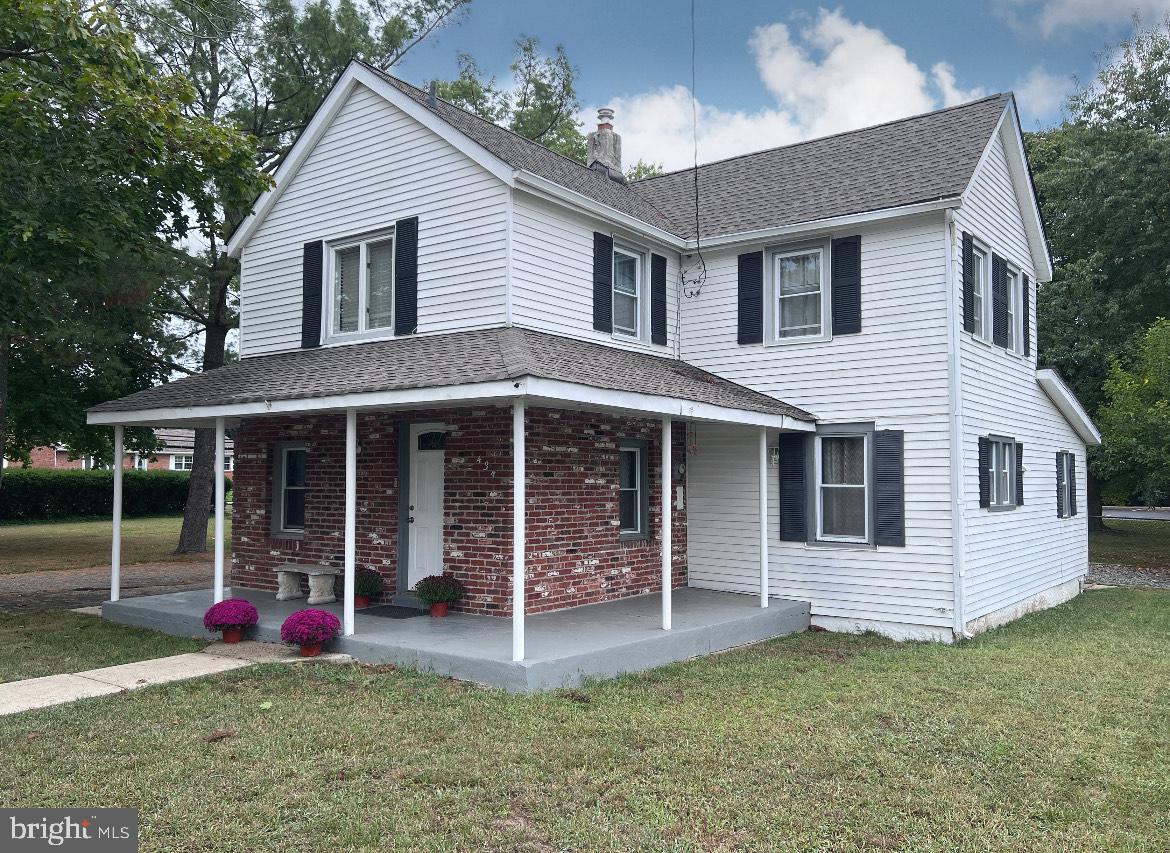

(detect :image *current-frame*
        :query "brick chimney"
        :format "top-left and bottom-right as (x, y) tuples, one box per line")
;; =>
(586, 107), (625, 184)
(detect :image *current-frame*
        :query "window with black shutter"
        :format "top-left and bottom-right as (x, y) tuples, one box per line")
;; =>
(593, 232), (614, 333)
(737, 251), (764, 344)
(1057, 451), (1077, 518)
(981, 435), (1019, 510)
(650, 253), (667, 345)
(301, 241), (323, 348)
(777, 432), (806, 541)
(830, 235), (861, 336)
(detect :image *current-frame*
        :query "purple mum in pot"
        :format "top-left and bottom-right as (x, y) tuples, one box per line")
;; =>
(203, 598), (259, 632)
(280, 609), (341, 647)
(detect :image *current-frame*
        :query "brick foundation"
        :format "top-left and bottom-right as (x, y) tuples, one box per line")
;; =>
(229, 406), (687, 615)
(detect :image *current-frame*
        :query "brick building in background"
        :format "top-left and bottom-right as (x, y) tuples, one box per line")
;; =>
(5, 428), (234, 477)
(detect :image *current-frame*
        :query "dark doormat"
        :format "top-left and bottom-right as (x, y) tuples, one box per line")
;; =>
(361, 604), (427, 619)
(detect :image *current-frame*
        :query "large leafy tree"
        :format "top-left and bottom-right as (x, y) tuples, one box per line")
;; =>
(126, 0), (469, 551)
(1095, 318), (1170, 504)
(0, 0), (263, 484)
(1027, 20), (1170, 523)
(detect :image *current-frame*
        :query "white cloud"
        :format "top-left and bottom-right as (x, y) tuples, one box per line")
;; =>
(584, 9), (987, 171)
(996, 0), (1170, 36)
(1014, 67), (1074, 121)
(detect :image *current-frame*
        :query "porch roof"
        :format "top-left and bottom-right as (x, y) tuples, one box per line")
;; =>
(87, 328), (814, 430)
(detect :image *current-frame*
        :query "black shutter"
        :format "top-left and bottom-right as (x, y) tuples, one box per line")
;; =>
(1069, 454), (1077, 516)
(301, 241), (323, 348)
(1022, 273), (1031, 356)
(592, 232), (613, 332)
(831, 235), (861, 335)
(650, 253), (667, 345)
(394, 216), (418, 335)
(737, 251), (764, 344)
(978, 436), (991, 508)
(874, 430), (905, 547)
(1056, 452), (1066, 518)
(1015, 443), (1025, 506)
(777, 433), (806, 541)
(991, 254), (1009, 347)
(962, 232), (975, 334)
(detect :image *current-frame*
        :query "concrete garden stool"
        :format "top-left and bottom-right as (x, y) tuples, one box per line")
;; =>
(275, 564), (340, 605)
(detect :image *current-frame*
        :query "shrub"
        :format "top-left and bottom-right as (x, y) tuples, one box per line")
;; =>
(414, 574), (466, 606)
(0, 469), (232, 522)
(354, 567), (385, 598)
(280, 609), (340, 646)
(203, 599), (259, 632)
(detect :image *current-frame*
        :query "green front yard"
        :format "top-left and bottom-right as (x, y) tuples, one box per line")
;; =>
(0, 612), (206, 682)
(2, 589), (1167, 851)
(0, 515), (229, 574)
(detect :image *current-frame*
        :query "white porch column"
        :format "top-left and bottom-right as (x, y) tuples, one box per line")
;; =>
(661, 416), (672, 630)
(110, 425), (124, 602)
(512, 399), (525, 662)
(759, 428), (769, 608)
(342, 408), (357, 636)
(213, 417), (226, 604)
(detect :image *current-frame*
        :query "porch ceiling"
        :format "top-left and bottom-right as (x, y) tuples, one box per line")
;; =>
(86, 328), (816, 431)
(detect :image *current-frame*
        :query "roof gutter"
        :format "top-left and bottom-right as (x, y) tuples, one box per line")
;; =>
(689, 197), (963, 252)
(512, 171), (688, 249)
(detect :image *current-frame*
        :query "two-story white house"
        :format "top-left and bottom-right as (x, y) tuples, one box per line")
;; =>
(89, 61), (1099, 678)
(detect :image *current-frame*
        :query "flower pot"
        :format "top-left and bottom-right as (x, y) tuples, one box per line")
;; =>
(221, 627), (243, 644)
(299, 643), (322, 658)
(355, 595), (371, 609)
(430, 602), (449, 617)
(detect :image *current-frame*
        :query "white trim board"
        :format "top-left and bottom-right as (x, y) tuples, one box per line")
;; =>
(1037, 369), (1101, 445)
(87, 376), (816, 432)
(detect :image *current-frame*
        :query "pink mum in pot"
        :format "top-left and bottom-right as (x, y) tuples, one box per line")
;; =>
(280, 608), (341, 647)
(203, 599), (259, 633)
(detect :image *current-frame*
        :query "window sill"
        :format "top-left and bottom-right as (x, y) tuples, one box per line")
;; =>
(764, 332), (832, 348)
(618, 531), (650, 543)
(986, 503), (1018, 513)
(270, 530), (305, 540)
(803, 538), (875, 551)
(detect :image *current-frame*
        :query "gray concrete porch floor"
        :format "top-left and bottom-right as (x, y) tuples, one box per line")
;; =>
(103, 587), (810, 692)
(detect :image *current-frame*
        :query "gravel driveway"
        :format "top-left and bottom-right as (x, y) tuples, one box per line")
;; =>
(1087, 563), (1170, 590)
(0, 561), (218, 612)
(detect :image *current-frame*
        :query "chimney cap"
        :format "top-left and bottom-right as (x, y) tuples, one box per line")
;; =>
(597, 107), (615, 125)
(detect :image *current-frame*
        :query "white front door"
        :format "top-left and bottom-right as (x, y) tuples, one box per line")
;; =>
(408, 423), (446, 588)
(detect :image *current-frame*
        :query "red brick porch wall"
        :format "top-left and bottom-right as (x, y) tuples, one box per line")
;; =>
(229, 406), (687, 615)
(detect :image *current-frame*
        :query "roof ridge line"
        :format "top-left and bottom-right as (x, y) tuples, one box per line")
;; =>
(632, 93), (1013, 184)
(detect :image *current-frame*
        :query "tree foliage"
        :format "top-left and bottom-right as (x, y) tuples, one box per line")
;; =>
(434, 36), (586, 161)
(0, 0), (264, 473)
(1096, 318), (1170, 504)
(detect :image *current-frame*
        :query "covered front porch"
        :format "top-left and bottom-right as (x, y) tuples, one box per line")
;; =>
(87, 328), (815, 677)
(102, 586), (810, 691)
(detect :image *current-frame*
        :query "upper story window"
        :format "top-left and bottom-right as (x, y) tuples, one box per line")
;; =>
(971, 245), (987, 340)
(330, 232), (394, 337)
(1005, 266), (1019, 352)
(612, 245), (643, 338)
(774, 247), (825, 339)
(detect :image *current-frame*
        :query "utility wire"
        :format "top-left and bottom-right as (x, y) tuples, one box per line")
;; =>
(681, 0), (707, 300)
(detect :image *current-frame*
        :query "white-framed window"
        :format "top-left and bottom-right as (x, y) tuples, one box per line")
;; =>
(971, 244), (988, 340)
(225, 455), (234, 472)
(328, 231), (395, 338)
(1005, 266), (1019, 352)
(276, 446), (307, 534)
(1058, 451), (1076, 518)
(612, 244), (644, 338)
(988, 438), (1016, 508)
(774, 247), (826, 339)
(171, 455), (194, 471)
(134, 455), (149, 471)
(617, 441), (648, 537)
(816, 433), (868, 543)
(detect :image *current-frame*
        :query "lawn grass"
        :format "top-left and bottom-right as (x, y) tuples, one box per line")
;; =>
(0, 612), (206, 682)
(1090, 519), (1170, 568)
(0, 515), (230, 574)
(1, 588), (1167, 851)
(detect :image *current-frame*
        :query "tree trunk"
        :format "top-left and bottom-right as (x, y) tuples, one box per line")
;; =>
(0, 330), (9, 493)
(176, 275), (231, 553)
(1087, 470), (1106, 533)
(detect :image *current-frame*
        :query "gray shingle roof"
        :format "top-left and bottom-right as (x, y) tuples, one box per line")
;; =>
(361, 63), (676, 233)
(630, 94), (1012, 239)
(90, 328), (813, 421)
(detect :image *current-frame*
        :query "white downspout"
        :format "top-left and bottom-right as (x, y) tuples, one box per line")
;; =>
(944, 209), (971, 639)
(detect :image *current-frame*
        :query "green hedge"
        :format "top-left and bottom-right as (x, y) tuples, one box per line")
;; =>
(0, 469), (232, 522)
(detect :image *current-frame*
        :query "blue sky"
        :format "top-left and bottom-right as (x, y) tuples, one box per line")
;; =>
(394, 0), (1165, 169)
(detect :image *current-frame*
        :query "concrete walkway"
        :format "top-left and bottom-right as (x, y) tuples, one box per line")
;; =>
(0, 641), (350, 716)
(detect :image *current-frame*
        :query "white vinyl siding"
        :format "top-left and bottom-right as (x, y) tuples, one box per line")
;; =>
(683, 213), (956, 635)
(955, 123), (1088, 624)
(510, 192), (679, 354)
(238, 83), (508, 357)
